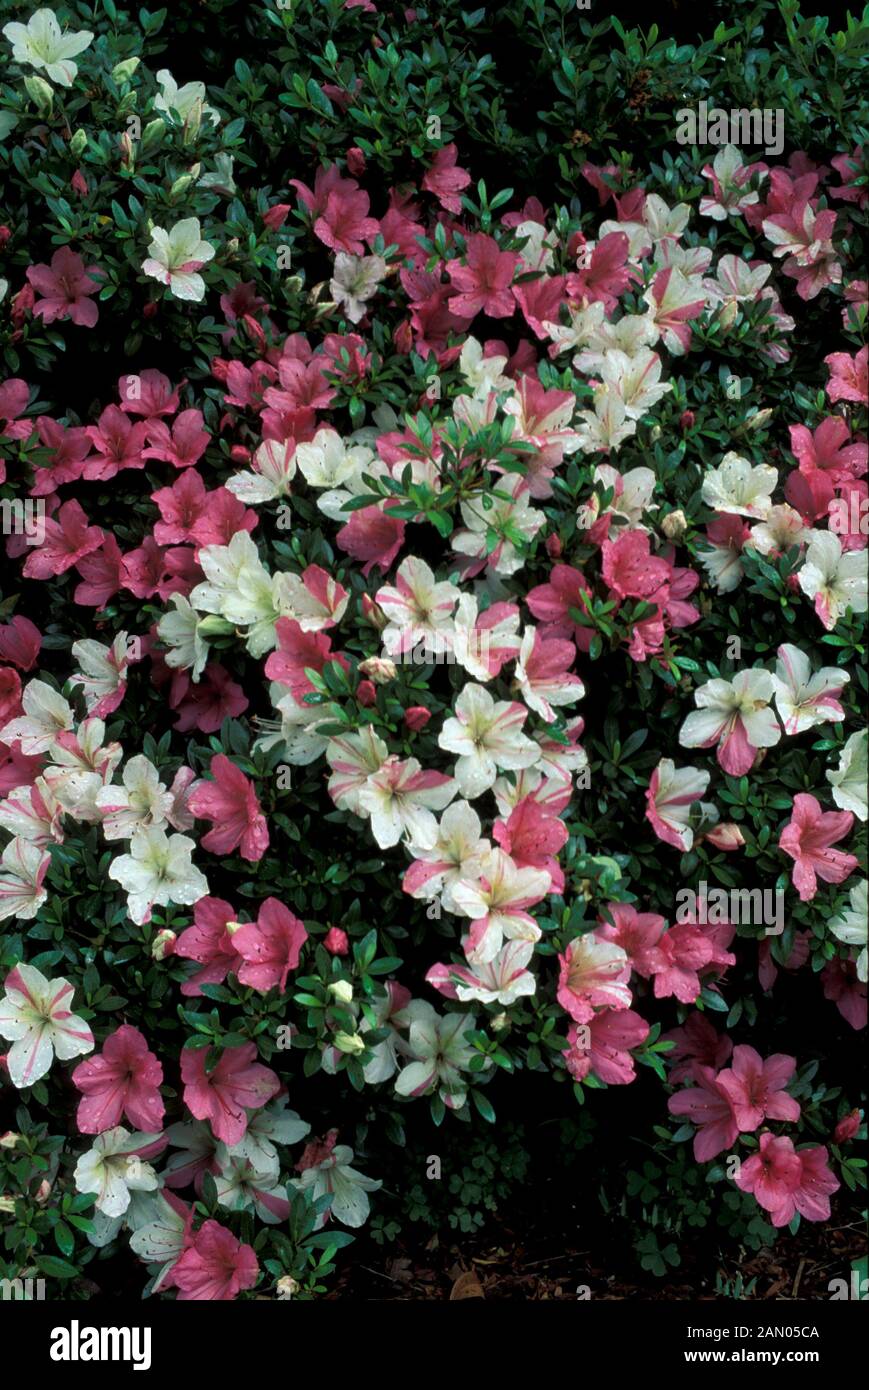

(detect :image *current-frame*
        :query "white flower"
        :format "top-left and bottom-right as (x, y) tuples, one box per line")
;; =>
(157, 594), (209, 679)
(69, 634), (130, 714)
(0, 963), (93, 1088)
(326, 726), (389, 814)
(573, 385), (637, 454)
(108, 825), (208, 925)
(452, 473), (546, 577)
(142, 218), (215, 302)
(679, 669), (781, 769)
(429, 939), (537, 1006)
(826, 729), (868, 821)
(42, 718), (122, 824)
(459, 337), (511, 398)
(214, 1138), (286, 1224)
(701, 452), (777, 519)
(74, 1128), (159, 1218)
(598, 349), (671, 420)
(256, 688), (331, 765)
(95, 755), (174, 841)
(3, 9), (93, 87)
(451, 592), (521, 681)
(798, 532), (868, 631)
(647, 758), (711, 852)
(748, 504), (807, 556)
(771, 644), (849, 735)
(394, 1001), (481, 1108)
(404, 800), (491, 911)
(154, 69), (219, 127)
(377, 555), (458, 659)
(0, 838), (51, 922)
(593, 463), (657, 531)
(329, 253), (387, 324)
(0, 678), (73, 754)
(357, 756), (457, 849)
(294, 427), (379, 522)
(291, 1144), (381, 1228)
(225, 438), (297, 504)
(829, 880), (868, 982)
(0, 778), (62, 846)
(190, 530), (280, 657)
(438, 683), (538, 798)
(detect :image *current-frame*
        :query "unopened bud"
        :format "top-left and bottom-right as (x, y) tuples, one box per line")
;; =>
(0, 1132), (20, 1149)
(112, 57), (141, 82)
(358, 657), (397, 685)
(151, 928), (177, 960)
(328, 980), (354, 1005)
(197, 615), (235, 638)
(333, 1031), (365, 1055)
(360, 594), (388, 630)
(661, 509), (687, 541)
(276, 1275), (299, 1300)
(24, 76), (53, 115)
(747, 408), (774, 431)
(69, 128), (87, 157)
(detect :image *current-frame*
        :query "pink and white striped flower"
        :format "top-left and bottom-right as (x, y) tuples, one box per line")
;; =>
(771, 643), (849, 735)
(557, 931), (632, 1024)
(0, 963), (94, 1088)
(376, 556), (458, 658)
(679, 669), (781, 776)
(357, 755), (457, 849)
(645, 758), (711, 852)
(451, 848), (551, 964)
(514, 627), (584, 723)
(426, 939), (537, 1005)
(403, 800), (490, 910)
(0, 837), (51, 921)
(438, 682), (539, 798)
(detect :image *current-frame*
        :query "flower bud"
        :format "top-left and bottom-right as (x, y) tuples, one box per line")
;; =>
(679, 409), (695, 432)
(141, 118), (166, 151)
(747, 408), (774, 431)
(346, 147), (366, 177)
(718, 299), (738, 330)
(333, 1031), (365, 1055)
(360, 594), (388, 630)
(0, 1197), (15, 1214)
(112, 57), (141, 82)
(661, 509), (687, 541)
(276, 1275), (299, 1300)
(328, 980), (354, 1005)
(24, 76), (53, 116)
(197, 615), (236, 638)
(323, 927), (349, 956)
(358, 656), (397, 685)
(356, 679), (377, 707)
(545, 533), (563, 559)
(169, 173), (195, 200)
(151, 928), (177, 960)
(0, 1132), (20, 1149)
(649, 424), (662, 442)
(833, 1109), (861, 1145)
(69, 128), (88, 157)
(404, 705), (431, 732)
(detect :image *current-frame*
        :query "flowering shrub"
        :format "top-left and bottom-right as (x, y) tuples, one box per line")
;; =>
(0, 0), (866, 1301)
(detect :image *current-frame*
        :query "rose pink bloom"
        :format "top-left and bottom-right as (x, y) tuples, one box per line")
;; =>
(735, 1134), (839, 1227)
(265, 618), (348, 699)
(152, 470), (208, 545)
(0, 668), (22, 727)
(824, 347), (868, 404)
(514, 274), (569, 341)
(602, 531), (671, 601)
(526, 564), (594, 652)
(564, 1009), (650, 1085)
(580, 160), (622, 205)
(181, 1042), (280, 1146)
(188, 754), (268, 863)
(166, 1219), (259, 1301)
(833, 1109), (861, 1145)
(121, 538), (196, 602)
(82, 405), (150, 480)
(492, 795), (568, 894)
(0, 741), (44, 798)
(668, 1064), (739, 1161)
(757, 930), (810, 991)
(557, 932), (632, 1024)
(290, 165), (379, 255)
(296, 1129), (339, 1172)
(662, 1011), (733, 1085)
(651, 924), (715, 1004)
(596, 902), (666, 977)
(421, 142), (471, 214)
(0, 616), (41, 671)
(189, 487), (258, 549)
(118, 369), (180, 417)
(22, 499), (103, 579)
(778, 793), (857, 902)
(142, 409), (210, 469)
(71, 1024), (164, 1134)
(336, 504), (405, 576)
(822, 957), (867, 1030)
(567, 231), (637, 314)
(26, 247), (101, 327)
(175, 897), (243, 997)
(790, 417), (867, 486)
(231, 897), (308, 994)
(515, 628), (584, 722)
(74, 535), (124, 607)
(715, 1045), (800, 1133)
(30, 418), (91, 494)
(0, 378), (32, 443)
(448, 233), (521, 319)
(170, 663), (248, 734)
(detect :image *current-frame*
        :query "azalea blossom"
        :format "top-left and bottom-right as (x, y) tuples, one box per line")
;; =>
(394, 1000), (480, 1107)
(0, 836), (51, 921)
(679, 668), (781, 775)
(563, 1009), (650, 1085)
(715, 1045), (800, 1132)
(402, 799), (490, 911)
(188, 754), (269, 862)
(771, 643), (849, 735)
(154, 69), (220, 128)
(826, 729), (868, 821)
(797, 531), (868, 629)
(451, 847), (551, 964)
(95, 755), (174, 840)
(165, 1218), (258, 1301)
(377, 556), (458, 659)
(3, 9), (93, 87)
(829, 879), (868, 982)
(734, 1133), (839, 1227)
(701, 452), (777, 519)
(778, 793), (858, 902)
(438, 682), (538, 798)
(514, 627), (584, 722)
(645, 759), (712, 852)
(181, 1042), (280, 1146)
(69, 633), (132, 718)
(108, 825), (208, 925)
(142, 218), (215, 302)
(330, 252), (388, 323)
(290, 1143), (381, 1228)
(668, 1064), (739, 1162)
(74, 1127), (160, 1218)
(0, 963), (93, 1088)
(357, 755), (456, 849)
(557, 931), (632, 1024)
(426, 939), (536, 1006)
(0, 678), (73, 754)
(230, 897), (308, 994)
(72, 1024), (164, 1134)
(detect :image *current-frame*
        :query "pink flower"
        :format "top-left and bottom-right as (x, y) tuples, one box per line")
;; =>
(83, 405), (149, 480)
(71, 1024), (164, 1134)
(74, 535), (124, 607)
(30, 417), (91, 493)
(602, 531), (670, 601)
(169, 663), (248, 733)
(0, 668), (22, 726)
(822, 957), (867, 1030)
(789, 417), (867, 487)
(564, 1009), (650, 1085)
(152, 471), (208, 545)
(778, 793), (857, 902)
(651, 923), (715, 1004)
(22, 499), (103, 579)
(715, 1045), (800, 1133)
(567, 231), (637, 314)
(265, 618), (347, 699)
(166, 1219), (259, 1301)
(290, 165), (379, 255)
(824, 347), (868, 405)
(0, 378), (32, 443)
(597, 902), (665, 977)
(231, 897), (308, 994)
(662, 1011), (733, 1085)
(323, 926), (349, 955)
(188, 754), (269, 863)
(181, 1042), (280, 1146)
(118, 369), (180, 417)
(526, 564), (593, 651)
(735, 1134), (839, 1227)
(336, 504), (405, 576)
(175, 897), (243, 997)
(667, 1064), (739, 1162)
(26, 247), (101, 327)
(557, 932), (632, 1024)
(492, 795), (568, 894)
(0, 616), (41, 671)
(143, 409), (210, 469)
(448, 234), (521, 319)
(833, 1109), (861, 1145)
(421, 143), (471, 214)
